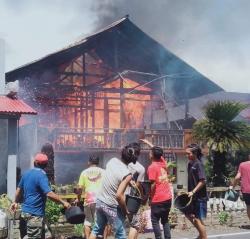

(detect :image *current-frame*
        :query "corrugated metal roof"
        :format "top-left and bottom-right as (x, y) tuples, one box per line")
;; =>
(0, 95), (37, 115)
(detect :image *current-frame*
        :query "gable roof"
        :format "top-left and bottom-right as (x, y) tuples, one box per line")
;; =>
(6, 16), (223, 101)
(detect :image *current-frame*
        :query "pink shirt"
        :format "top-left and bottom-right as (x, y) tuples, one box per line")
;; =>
(147, 158), (172, 203)
(238, 161), (250, 193)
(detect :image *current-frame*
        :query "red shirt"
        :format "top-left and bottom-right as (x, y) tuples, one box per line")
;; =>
(238, 161), (250, 193)
(147, 158), (172, 203)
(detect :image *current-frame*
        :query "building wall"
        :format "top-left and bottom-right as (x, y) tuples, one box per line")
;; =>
(0, 119), (8, 194)
(176, 153), (188, 189)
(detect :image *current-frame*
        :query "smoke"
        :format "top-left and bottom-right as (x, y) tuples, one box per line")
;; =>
(91, 0), (250, 50)
(2, 0), (250, 92)
(90, 0), (250, 93)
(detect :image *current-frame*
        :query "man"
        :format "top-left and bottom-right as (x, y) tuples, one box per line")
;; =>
(41, 143), (55, 184)
(185, 144), (207, 239)
(230, 154), (250, 220)
(127, 142), (145, 239)
(10, 153), (70, 239)
(77, 155), (105, 239)
(89, 143), (140, 239)
(147, 146), (172, 239)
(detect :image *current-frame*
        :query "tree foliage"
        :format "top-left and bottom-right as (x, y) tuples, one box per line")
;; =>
(192, 101), (250, 152)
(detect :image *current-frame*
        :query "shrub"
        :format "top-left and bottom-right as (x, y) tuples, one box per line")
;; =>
(45, 199), (62, 224)
(218, 211), (229, 225)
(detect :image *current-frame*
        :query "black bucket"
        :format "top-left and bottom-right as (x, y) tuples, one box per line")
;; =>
(126, 195), (142, 214)
(65, 206), (85, 224)
(174, 193), (192, 213)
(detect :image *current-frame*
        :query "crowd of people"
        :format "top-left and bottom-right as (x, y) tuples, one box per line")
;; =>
(11, 141), (250, 239)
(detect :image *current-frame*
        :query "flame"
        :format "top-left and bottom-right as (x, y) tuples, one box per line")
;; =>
(21, 54), (160, 149)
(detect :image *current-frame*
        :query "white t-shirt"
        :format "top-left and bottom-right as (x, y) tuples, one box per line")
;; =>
(128, 162), (145, 182)
(98, 157), (131, 206)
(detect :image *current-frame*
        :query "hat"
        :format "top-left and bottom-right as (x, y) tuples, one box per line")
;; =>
(34, 153), (48, 164)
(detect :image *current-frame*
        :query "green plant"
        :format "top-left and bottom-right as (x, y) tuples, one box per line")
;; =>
(45, 199), (62, 224)
(74, 224), (83, 237)
(167, 161), (177, 182)
(192, 101), (250, 186)
(0, 194), (12, 209)
(218, 211), (229, 225)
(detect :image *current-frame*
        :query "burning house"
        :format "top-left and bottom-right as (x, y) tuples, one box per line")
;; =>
(5, 16), (223, 184)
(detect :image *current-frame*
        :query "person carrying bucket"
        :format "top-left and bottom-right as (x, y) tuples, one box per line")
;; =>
(10, 153), (71, 239)
(147, 146), (172, 239)
(127, 142), (146, 239)
(230, 154), (250, 220)
(89, 143), (140, 239)
(185, 144), (208, 239)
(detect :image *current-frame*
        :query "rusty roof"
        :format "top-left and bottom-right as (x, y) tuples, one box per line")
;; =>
(0, 95), (37, 115)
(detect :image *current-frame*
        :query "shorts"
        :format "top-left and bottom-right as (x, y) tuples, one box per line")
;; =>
(242, 193), (250, 206)
(129, 213), (140, 230)
(84, 203), (96, 226)
(185, 199), (207, 220)
(21, 212), (44, 239)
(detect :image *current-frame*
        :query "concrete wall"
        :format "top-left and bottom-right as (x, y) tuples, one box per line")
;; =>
(176, 153), (188, 189)
(0, 119), (8, 194)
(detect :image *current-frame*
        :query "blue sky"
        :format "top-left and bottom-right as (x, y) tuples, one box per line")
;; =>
(0, 0), (250, 93)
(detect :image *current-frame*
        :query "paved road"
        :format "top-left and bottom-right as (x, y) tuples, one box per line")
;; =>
(208, 231), (250, 239)
(140, 231), (250, 239)
(180, 231), (250, 239)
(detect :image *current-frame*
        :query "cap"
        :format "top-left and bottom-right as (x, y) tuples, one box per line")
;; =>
(34, 153), (48, 164)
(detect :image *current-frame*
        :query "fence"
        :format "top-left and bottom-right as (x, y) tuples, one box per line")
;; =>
(50, 127), (185, 151)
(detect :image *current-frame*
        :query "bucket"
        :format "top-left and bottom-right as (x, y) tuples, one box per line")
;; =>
(225, 189), (239, 202)
(174, 193), (192, 213)
(65, 206), (85, 224)
(126, 195), (142, 214)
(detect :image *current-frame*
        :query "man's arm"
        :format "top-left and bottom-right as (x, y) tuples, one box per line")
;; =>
(39, 174), (70, 208)
(116, 174), (132, 215)
(47, 191), (70, 208)
(10, 187), (22, 212)
(139, 139), (154, 148)
(14, 187), (22, 203)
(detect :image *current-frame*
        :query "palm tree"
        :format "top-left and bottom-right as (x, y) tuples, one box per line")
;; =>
(192, 101), (250, 186)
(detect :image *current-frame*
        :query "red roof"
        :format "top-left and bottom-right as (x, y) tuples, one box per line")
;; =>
(0, 95), (37, 115)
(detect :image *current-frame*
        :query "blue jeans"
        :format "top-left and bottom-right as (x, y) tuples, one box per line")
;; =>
(92, 199), (126, 239)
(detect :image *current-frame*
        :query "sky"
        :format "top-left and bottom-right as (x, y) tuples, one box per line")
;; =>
(0, 0), (250, 93)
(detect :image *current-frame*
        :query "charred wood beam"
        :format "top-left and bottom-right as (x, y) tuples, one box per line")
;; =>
(39, 83), (154, 95)
(53, 96), (157, 102)
(58, 71), (107, 78)
(94, 87), (153, 95)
